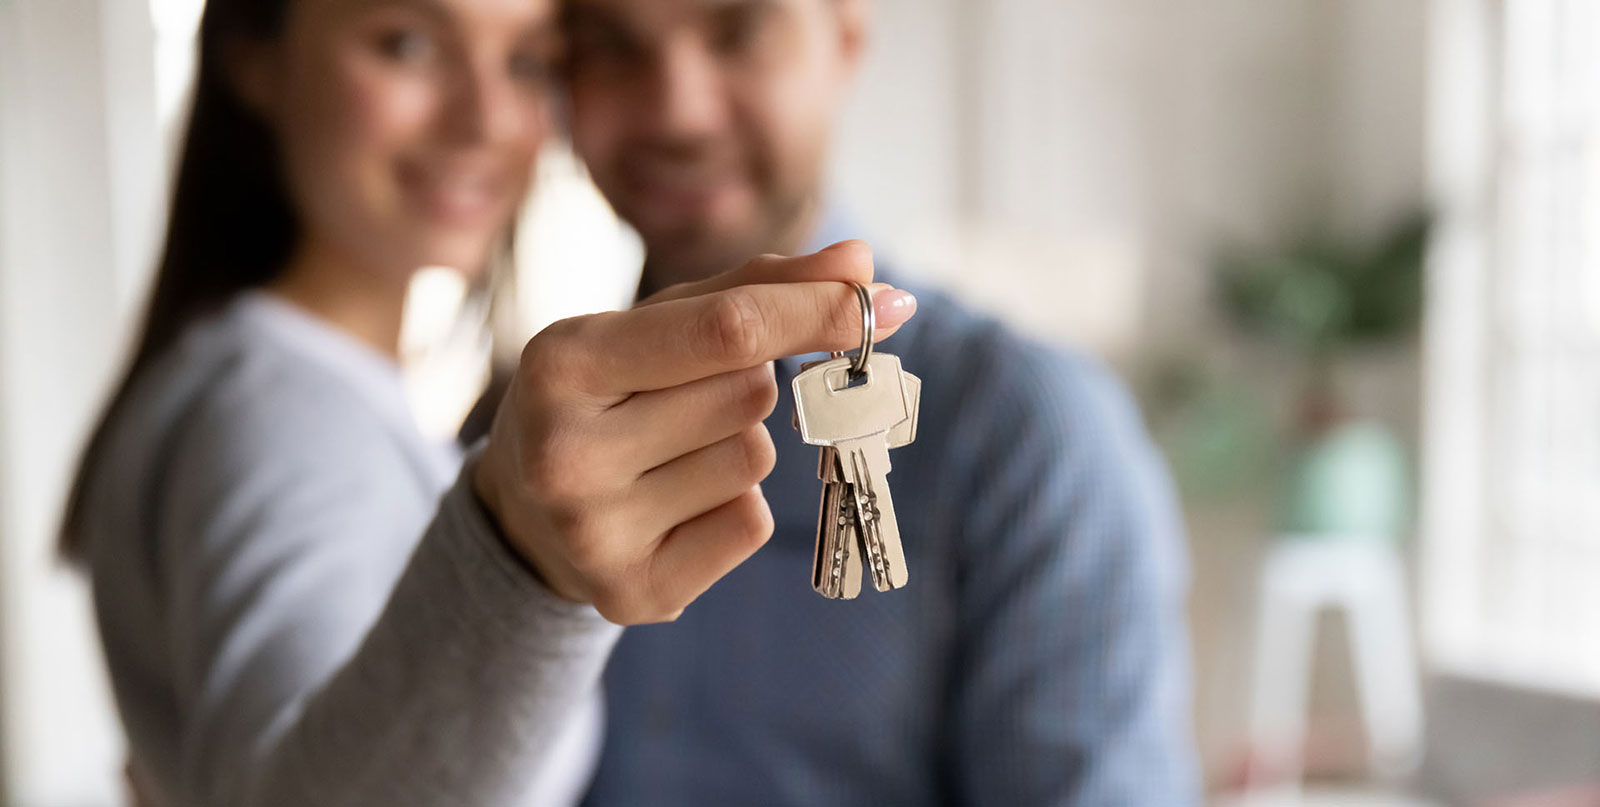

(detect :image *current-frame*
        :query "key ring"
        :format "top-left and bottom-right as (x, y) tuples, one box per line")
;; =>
(828, 281), (874, 379)
(850, 281), (874, 377)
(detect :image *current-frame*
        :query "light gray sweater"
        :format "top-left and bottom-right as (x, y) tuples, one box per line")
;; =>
(80, 292), (620, 806)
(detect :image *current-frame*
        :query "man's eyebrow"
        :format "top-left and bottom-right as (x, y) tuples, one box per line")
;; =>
(561, 0), (629, 29)
(349, 0), (451, 20)
(354, 0), (554, 38)
(697, 0), (784, 11)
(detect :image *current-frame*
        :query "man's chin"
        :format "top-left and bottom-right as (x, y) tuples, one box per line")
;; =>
(639, 223), (768, 286)
(636, 208), (742, 256)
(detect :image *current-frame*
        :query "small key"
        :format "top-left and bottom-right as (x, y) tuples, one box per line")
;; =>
(812, 450), (863, 598)
(794, 353), (914, 592)
(798, 358), (920, 598)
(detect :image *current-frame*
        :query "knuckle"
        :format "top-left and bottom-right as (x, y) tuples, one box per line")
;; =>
(738, 493), (776, 549)
(737, 425), (777, 482)
(521, 331), (570, 389)
(526, 315), (601, 390)
(522, 436), (574, 499)
(562, 507), (631, 573)
(701, 290), (765, 366)
(526, 442), (607, 521)
(589, 590), (631, 624)
(542, 501), (585, 542)
(827, 240), (875, 282)
(731, 364), (779, 420)
(743, 253), (785, 273)
(562, 524), (611, 574)
(643, 588), (689, 624)
(639, 555), (693, 624)
(593, 590), (678, 626)
(522, 421), (632, 511)
(707, 493), (774, 564)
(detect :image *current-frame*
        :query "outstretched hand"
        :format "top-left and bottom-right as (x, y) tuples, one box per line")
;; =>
(472, 241), (917, 624)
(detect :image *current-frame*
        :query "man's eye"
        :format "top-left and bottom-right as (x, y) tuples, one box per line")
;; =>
(567, 24), (643, 69)
(376, 27), (436, 64)
(510, 50), (555, 85)
(710, 7), (771, 55)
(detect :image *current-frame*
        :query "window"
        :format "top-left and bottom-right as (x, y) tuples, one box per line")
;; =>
(1424, 0), (1600, 696)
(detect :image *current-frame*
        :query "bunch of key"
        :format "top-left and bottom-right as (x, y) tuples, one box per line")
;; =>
(792, 282), (920, 599)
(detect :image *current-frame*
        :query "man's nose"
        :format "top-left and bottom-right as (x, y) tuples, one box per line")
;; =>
(643, 37), (729, 140)
(441, 60), (531, 147)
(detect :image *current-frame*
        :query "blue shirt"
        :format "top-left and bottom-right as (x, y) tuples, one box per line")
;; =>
(583, 221), (1199, 806)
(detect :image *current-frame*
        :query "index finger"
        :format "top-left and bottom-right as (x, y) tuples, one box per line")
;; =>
(577, 280), (917, 395)
(639, 240), (875, 307)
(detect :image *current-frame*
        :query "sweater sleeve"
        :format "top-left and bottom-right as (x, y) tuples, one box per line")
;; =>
(154, 367), (621, 807)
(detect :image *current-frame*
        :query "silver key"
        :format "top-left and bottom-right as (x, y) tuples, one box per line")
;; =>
(812, 449), (863, 598)
(794, 353), (914, 592)
(802, 356), (865, 599)
(800, 359), (920, 598)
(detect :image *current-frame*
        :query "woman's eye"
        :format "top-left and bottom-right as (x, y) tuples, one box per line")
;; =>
(376, 27), (436, 65)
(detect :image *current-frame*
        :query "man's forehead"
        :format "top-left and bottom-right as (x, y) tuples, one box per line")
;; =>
(336, 0), (556, 31)
(565, 0), (798, 28)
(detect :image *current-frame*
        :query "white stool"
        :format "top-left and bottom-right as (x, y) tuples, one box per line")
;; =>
(1245, 538), (1424, 798)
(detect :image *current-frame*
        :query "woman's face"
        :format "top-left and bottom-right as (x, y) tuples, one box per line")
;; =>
(256, 0), (560, 280)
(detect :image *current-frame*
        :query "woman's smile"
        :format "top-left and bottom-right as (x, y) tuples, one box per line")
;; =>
(396, 158), (512, 227)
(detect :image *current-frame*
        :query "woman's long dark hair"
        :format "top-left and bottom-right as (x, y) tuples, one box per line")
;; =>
(59, 0), (297, 560)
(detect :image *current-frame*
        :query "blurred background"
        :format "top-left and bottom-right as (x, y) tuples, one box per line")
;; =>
(2, 0), (1598, 805)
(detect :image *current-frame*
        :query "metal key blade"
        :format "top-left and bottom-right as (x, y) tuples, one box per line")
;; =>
(812, 449), (862, 598)
(838, 439), (909, 591)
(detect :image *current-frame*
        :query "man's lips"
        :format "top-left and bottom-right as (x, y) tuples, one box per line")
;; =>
(625, 168), (747, 214)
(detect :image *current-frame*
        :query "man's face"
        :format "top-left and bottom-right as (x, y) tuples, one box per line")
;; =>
(563, 0), (864, 282)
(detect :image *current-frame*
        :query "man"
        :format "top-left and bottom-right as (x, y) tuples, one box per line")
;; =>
(561, 0), (1199, 803)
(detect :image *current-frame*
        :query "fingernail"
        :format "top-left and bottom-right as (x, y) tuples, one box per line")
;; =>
(873, 288), (917, 328)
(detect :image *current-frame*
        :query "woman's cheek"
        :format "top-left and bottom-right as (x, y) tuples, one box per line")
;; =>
(333, 70), (440, 235)
(337, 64), (438, 162)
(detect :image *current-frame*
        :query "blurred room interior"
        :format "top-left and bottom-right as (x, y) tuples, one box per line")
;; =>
(2, 0), (1598, 804)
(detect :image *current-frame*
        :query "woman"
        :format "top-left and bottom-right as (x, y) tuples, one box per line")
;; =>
(61, 0), (916, 803)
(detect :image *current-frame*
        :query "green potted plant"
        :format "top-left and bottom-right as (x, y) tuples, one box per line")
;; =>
(1216, 211), (1429, 541)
